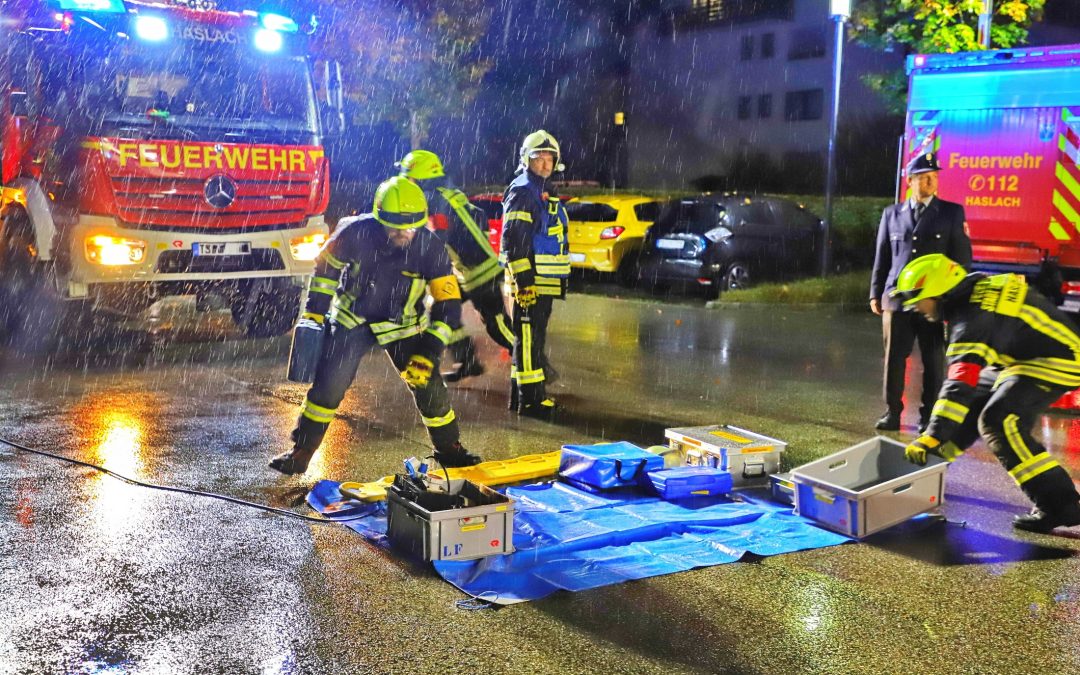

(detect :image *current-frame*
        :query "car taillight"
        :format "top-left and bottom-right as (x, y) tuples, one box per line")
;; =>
(1062, 281), (1080, 296)
(600, 226), (625, 240)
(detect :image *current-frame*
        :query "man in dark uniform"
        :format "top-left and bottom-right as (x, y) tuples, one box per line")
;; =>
(870, 152), (972, 432)
(396, 150), (515, 382)
(501, 130), (570, 421)
(270, 176), (482, 475)
(894, 254), (1080, 533)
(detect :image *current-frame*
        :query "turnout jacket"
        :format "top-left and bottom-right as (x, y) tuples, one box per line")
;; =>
(871, 196), (972, 312)
(303, 214), (462, 359)
(500, 170), (570, 297)
(926, 273), (1080, 445)
(426, 186), (502, 292)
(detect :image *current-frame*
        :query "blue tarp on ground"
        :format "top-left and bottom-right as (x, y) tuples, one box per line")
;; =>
(307, 480), (849, 605)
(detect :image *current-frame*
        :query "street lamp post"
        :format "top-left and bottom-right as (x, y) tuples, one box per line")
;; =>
(978, 0), (994, 48)
(821, 0), (851, 277)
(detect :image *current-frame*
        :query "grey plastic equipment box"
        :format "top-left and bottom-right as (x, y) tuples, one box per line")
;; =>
(665, 424), (787, 487)
(790, 436), (948, 538)
(386, 479), (515, 561)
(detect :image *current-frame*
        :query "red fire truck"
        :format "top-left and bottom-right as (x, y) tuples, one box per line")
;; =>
(0, 0), (342, 339)
(904, 44), (1080, 310)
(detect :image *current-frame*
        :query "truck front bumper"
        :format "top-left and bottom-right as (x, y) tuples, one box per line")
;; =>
(65, 215), (327, 297)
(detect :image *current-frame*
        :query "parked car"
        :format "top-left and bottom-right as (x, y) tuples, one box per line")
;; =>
(638, 194), (823, 299)
(468, 193), (505, 255)
(566, 195), (661, 285)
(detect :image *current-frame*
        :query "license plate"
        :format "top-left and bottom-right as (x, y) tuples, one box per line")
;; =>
(656, 238), (683, 250)
(193, 242), (251, 256)
(569, 252), (586, 263)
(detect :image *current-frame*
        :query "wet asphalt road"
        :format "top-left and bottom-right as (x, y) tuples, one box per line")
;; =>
(1, 292), (1079, 674)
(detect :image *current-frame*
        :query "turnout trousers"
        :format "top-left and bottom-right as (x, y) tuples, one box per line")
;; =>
(450, 276), (515, 362)
(510, 295), (553, 408)
(291, 322), (460, 453)
(941, 372), (1080, 513)
(882, 309), (945, 419)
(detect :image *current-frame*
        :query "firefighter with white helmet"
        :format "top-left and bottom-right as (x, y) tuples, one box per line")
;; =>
(397, 150), (514, 382)
(499, 130), (570, 420)
(271, 176), (481, 474)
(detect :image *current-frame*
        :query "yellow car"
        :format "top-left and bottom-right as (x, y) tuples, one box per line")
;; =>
(566, 195), (661, 284)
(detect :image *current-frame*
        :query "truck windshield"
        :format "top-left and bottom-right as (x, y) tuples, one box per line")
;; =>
(38, 37), (318, 144)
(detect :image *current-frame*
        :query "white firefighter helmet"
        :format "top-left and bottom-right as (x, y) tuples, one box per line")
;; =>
(518, 129), (565, 172)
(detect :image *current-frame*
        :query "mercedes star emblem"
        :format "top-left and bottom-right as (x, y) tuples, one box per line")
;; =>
(204, 175), (237, 209)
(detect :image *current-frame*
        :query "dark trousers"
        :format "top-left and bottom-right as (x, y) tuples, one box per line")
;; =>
(450, 276), (515, 362)
(292, 323), (459, 453)
(944, 373), (1080, 513)
(882, 309), (945, 419)
(510, 295), (553, 407)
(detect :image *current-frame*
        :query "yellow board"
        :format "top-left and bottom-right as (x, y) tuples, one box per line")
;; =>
(337, 451), (562, 502)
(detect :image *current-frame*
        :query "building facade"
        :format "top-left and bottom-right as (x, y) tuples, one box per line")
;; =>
(626, 0), (902, 192)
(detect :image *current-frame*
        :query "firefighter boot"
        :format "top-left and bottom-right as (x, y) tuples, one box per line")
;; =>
(433, 442), (483, 468)
(1013, 501), (1080, 533)
(875, 410), (901, 432)
(269, 446), (317, 476)
(443, 338), (485, 383)
(519, 397), (558, 422)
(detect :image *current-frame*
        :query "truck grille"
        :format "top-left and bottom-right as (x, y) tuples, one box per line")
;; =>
(156, 249), (286, 274)
(111, 176), (310, 232)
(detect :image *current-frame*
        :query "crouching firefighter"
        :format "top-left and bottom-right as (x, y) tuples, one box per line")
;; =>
(501, 130), (570, 421)
(397, 150), (514, 382)
(271, 176), (483, 475)
(894, 254), (1080, 533)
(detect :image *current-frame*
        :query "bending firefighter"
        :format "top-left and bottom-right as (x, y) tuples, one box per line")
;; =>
(895, 254), (1080, 533)
(271, 177), (482, 475)
(397, 150), (514, 381)
(501, 130), (570, 420)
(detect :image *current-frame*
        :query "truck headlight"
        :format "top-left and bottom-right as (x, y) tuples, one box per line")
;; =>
(85, 235), (146, 266)
(290, 232), (327, 261)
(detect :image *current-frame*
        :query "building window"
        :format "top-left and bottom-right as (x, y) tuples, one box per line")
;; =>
(737, 96), (752, 120)
(784, 89), (824, 121)
(740, 35), (754, 61)
(788, 27), (827, 60)
(761, 32), (775, 59)
(758, 93), (772, 119)
(686, 0), (794, 26)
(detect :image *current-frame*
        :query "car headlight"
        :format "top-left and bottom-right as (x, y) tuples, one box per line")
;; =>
(290, 232), (328, 261)
(85, 235), (146, 266)
(704, 226), (733, 243)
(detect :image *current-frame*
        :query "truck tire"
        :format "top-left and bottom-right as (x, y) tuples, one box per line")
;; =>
(231, 279), (300, 338)
(0, 209), (92, 351)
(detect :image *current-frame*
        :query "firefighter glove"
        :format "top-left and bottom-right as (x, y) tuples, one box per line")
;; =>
(515, 286), (539, 308)
(295, 317), (323, 332)
(904, 435), (941, 466)
(401, 355), (435, 389)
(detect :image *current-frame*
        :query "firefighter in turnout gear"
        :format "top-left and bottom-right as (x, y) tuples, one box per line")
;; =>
(396, 150), (514, 382)
(893, 254), (1080, 533)
(270, 176), (482, 475)
(501, 130), (570, 420)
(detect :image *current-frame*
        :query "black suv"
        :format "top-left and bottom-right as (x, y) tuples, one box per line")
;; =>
(638, 194), (823, 298)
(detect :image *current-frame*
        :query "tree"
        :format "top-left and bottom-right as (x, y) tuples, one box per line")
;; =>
(850, 0), (1045, 113)
(317, 0), (493, 148)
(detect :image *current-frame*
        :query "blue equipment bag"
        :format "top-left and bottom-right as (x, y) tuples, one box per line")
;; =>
(558, 442), (665, 491)
(647, 466), (733, 500)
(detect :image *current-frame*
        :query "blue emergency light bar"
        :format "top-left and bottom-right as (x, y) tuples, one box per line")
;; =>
(55, 0), (125, 12)
(260, 12), (297, 33)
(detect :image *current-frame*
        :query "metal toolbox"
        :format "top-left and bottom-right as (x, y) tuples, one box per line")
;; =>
(769, 472), (796, 506)
(790, 437), (948, 539)
(386, 478), (515, 561)
(665, 424), (787, 487)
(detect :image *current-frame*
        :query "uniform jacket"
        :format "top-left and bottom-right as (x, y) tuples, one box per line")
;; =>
(302, 214), (462, 358)
(426, 186), (501, 292)
(870, 197), (972, 311)
(500, 170), (570, 297)
(925, 273), (1080, 446)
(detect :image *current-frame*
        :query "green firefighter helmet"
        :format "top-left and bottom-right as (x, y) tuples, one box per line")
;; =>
(891, 253), (966, 305)
(519, 129), (564, 172)
(373, 175), (428, 229)
(396, 149), (445, 181)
